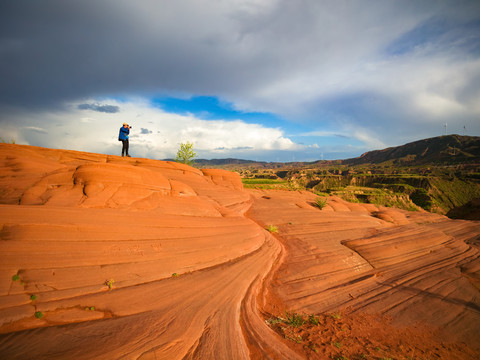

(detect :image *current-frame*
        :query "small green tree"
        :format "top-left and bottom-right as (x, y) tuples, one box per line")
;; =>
(175, 142), (197, 165)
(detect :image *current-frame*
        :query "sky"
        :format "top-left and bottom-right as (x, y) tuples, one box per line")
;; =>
(1, 0), (479, 162)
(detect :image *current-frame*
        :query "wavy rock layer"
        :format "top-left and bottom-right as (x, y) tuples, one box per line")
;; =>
(246, 189), (480, 352)
(0, 145), (280, 359)
(0, 144), (479, 359)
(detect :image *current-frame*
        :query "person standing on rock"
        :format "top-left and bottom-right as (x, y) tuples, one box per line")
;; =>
(118, 123), (132, 157)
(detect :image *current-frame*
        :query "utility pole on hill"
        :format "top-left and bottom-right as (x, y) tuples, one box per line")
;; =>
(444, 123), (447, 135)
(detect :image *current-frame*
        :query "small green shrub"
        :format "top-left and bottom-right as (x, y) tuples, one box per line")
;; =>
(12, 274), (20, 281)
(34, 311), (44, 319)
(266, 225), (278, 233)
(105, 279), (115, 290)
(308, 314), (320, 325)
(331, 313), (342, 320)
(172, 273), (178, 277)
(285, 312), (305, 327)
(30, 295), (37, 301)
(313, 197), (327, 209)
(90, 306), (95, 311)
(332, 341), (342, 349)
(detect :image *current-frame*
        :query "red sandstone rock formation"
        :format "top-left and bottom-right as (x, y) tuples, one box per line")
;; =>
(0, 144), (479, 359)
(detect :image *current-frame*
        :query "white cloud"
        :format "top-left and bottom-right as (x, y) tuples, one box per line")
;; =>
(4, 98), (302, 159)
(23, 126), (48, 134)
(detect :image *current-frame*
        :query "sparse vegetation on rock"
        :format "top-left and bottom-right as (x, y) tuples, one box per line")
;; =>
(105, 279), (115, 290)
(34, 311), (43, 319)
(266, 225), (278, 233)
(0, 138), (16, 144)
(313, 197), (327, 209)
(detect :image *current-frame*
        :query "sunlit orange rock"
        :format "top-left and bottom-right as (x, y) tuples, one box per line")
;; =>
(0, 144), (479, 359)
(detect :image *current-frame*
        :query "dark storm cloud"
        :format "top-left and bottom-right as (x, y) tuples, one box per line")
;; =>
(0, 1), (152, 109)
(0, 0), (265, 109)
(1, 0), (479, 156)
(1, 1), (479, 112)
(78, 103), (120, 113)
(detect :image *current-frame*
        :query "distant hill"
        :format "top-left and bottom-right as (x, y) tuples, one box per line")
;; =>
(194, 158), (268, 167)
(342, 135), (480, 166)
(190, 135), (479, 168)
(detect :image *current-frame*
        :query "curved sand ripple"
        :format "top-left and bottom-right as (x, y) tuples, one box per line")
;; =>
(1, 144), (479, 358)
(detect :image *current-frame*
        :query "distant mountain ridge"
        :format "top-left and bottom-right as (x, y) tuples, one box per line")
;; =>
(195, 135), (480, 167)
(195, 158), (268, 166)
(342, 135), (480, 166)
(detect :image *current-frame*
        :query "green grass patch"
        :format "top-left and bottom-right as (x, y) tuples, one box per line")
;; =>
(266, 225), (278, 233)
(34, 311), (44, 319)
(308, 314), (320, 325)
(241, 178), (301, 191)
(242, 178), (286, 184)
(285, 312), (305, 327)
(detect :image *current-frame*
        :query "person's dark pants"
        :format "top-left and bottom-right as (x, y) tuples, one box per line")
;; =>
(121, 139), (129, 156)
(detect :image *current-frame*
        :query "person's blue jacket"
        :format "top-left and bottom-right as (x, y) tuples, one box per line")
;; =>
(119, 126), (130, 141)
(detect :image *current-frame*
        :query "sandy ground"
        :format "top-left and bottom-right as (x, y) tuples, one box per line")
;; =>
(0, 144), (479, 359)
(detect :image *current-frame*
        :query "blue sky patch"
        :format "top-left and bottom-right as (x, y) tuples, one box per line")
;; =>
(152, 96), (285, 127)
(386, 18), (449, 56)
